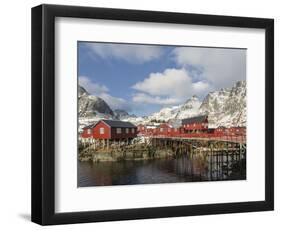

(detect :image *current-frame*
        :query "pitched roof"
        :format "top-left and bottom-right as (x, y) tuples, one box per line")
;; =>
(182, 115), (208, 125)
(102, 120), (137, 128)
(82, 122), (98, 129)
(168, 119), (182, 128)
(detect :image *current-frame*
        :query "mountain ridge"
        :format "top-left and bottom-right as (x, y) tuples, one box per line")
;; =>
(78, 80), (246, 129)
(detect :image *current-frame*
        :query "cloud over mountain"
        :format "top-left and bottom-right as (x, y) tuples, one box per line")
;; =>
(132, 68), (211, 105)
(172, 47), (246, 89)
(79, 76), (131, 112)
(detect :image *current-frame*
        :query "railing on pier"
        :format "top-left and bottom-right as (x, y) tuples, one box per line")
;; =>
(139, 132), (246, 144)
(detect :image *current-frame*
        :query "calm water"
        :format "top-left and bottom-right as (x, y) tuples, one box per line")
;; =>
(78, 154), (246, 187)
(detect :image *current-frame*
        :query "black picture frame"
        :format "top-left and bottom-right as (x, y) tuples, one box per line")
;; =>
(31, 4), (274, 225)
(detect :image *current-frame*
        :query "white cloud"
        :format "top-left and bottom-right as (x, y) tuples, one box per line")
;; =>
(132, 68), (211, 105)
(172, 47), (246, 89)
(132, 93), (181, 105)
(79, 76), (108, 95)
(98, 93), (131, 111)
(79, 76), (131, 111)
(84, 43), (164, 64)
(133, 68), (191, 97)
(192, 81), (210, 94)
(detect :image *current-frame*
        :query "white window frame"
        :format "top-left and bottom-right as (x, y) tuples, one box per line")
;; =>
(99, 127), (104, 134)
(126, 128), (129, 134)
(116, 128), (122, 134)
(87, 129), (91, 134)
(132, 128), (135, 133)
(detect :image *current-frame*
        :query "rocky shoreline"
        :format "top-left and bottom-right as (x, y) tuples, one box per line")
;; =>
(79, 143), (174, 162)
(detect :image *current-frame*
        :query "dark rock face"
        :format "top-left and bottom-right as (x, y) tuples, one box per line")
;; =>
(78, 85), (89, 97)
(78, 85), (114, 117)
(114, 109), (136, 120)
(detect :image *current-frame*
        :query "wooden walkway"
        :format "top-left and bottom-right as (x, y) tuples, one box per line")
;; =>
(150, 135), (246, 144)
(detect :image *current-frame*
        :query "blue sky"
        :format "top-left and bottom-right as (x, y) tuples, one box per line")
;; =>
(78, 42), (246, 116)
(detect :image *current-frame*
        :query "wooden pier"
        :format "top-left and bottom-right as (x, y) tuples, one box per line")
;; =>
(150, 137), (246, 180)
(79, 136), (246, 180)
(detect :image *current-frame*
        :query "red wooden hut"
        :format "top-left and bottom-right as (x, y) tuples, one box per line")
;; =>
(214, 126), (226, 136)
(226, 126), (246, 136)
(214, 126), (246, 137)
(157, 123), (173, 136)
(80, 122), (97, 139)
(137, 124), (146, 134)
(153, 122), (182, 137)
(81, 120), (137, 140)
(181, 115), (208, 134)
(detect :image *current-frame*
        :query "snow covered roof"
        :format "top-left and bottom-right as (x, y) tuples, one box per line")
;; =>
(182, 115), (208, 125)
(168, 119), (182, 128)
(82, 122), (98, 129)
(146, 125), (157, 129)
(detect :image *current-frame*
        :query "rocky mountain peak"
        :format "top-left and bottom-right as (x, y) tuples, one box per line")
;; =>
(114, 109), (136, 120)
(78, 85), (114, 118)
(78, 85), (89, 97)
(78, 81), (246, 129)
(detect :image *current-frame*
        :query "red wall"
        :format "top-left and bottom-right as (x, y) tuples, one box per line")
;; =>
(214, 127), (246, 136)
(182, 117), (208, 131)
(92, 121), (111, 139)
(84, 121), (138, 140)
(137, 125), (146, 134)
(156, 123), (171, 136)
(183, 122), (208, 131)
(81, 127), (94, 138)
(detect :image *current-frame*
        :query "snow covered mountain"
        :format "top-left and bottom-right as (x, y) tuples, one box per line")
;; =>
(175, 96), (202, 119)
(78, 81), (246, 129)
(114, 109), (137, 120)
(199, 80), (246, 127)
(78, 86), (114, 118)
(78, 86), (139, 131)
(147, 105), (179, 121)
(78, 85), (89, 97)
(143, 80), (246, 127)
(144, 95), (201, 123)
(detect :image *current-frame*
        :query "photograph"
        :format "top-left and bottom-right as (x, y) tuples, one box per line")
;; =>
(77, 42), (247, 187)
(30, 3), (274, 225)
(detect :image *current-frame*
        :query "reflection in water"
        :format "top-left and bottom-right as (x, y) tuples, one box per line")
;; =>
(78, 152), (246, 187)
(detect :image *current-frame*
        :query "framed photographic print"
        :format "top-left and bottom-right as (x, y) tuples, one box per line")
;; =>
(31, 4), (274, 225)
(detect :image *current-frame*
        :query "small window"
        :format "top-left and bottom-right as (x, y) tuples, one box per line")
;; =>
(132, 128), (135, 133)
(187, 124), (189, 127)
(160, 128), (163, 132)
(117, 128), (122, 134)
(99, 127), (104, 134)
(87, 129), (91, 134)
(126, 128), (129, 134)
(168, 128), (171, 132)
